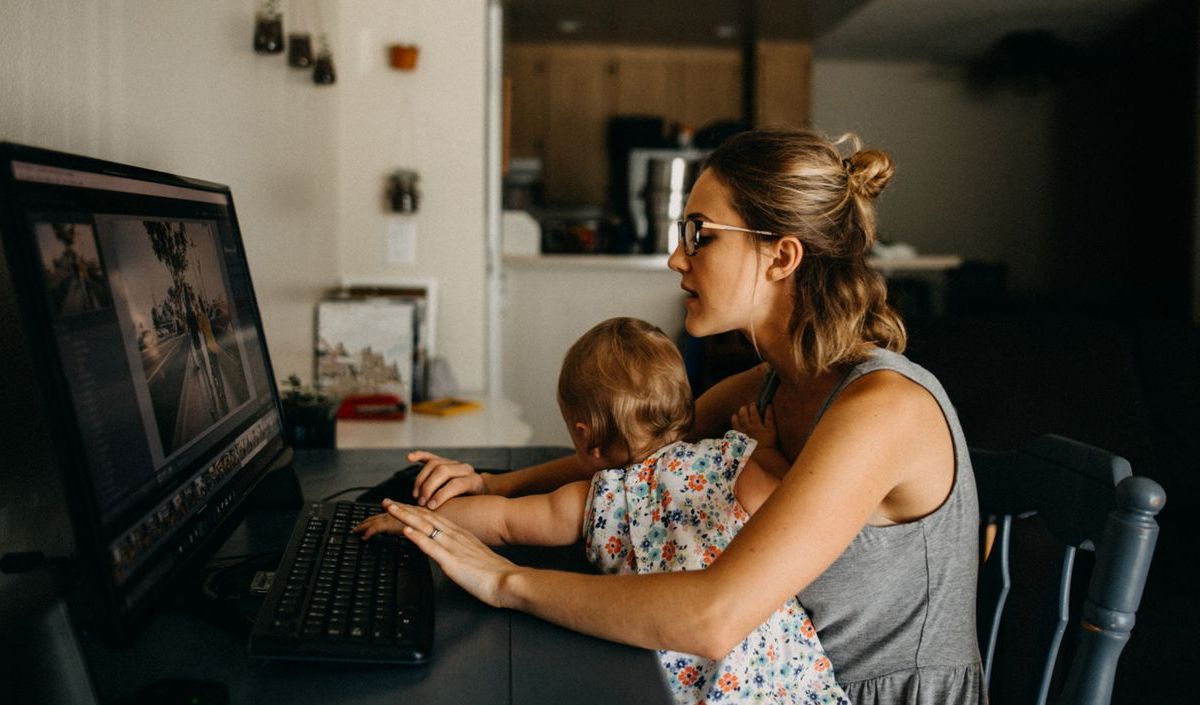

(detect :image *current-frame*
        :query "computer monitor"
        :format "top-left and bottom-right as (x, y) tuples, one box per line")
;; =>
(0, 142), (293, 642)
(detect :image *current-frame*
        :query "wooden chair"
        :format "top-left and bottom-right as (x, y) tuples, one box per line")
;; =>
(973, 435), (1165, 705)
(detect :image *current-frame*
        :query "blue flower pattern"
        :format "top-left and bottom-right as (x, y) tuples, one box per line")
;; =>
(582, 431), (850, 705)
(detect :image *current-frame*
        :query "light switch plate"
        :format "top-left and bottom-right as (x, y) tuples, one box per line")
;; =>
(386, 217), (417, 265)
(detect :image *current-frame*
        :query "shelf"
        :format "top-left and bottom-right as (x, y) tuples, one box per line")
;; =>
(503, 254), (963, 273)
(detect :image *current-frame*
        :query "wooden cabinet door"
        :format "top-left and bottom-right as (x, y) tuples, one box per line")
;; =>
(505, 45), (548, 161)
(543, 46), (613, 205)
(674, 48), (742, 132)
(613, 48), (675, 118)
(756, 40), (811, 129)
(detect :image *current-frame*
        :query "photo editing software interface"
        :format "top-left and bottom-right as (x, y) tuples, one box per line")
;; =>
(1, 145), (287, 634)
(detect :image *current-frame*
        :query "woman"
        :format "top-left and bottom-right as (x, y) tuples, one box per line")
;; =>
(390, 129), (983, 704)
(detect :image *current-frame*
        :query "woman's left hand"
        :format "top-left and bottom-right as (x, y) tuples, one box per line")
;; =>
(381, 500), (519, 608)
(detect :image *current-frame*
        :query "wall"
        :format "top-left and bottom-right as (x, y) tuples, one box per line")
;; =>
(501, 259), (684, 444)
(0, 0), (339, 381)
(811, 59), (1058, 299)
(334, 0), (489, 393)
(0, 1), (491, 394)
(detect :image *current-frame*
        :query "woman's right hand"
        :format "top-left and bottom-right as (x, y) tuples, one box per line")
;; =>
(408, 450), (491, 509)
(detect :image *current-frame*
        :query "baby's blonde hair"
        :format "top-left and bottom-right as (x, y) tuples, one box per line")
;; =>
(557, 317), (693, 461)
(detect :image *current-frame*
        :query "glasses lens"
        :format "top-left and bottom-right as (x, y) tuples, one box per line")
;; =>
(684, 220), (699, 255)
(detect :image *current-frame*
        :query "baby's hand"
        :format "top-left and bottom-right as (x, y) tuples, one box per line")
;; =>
(732, 403), (777, 448)
(353, 500), (408, 540)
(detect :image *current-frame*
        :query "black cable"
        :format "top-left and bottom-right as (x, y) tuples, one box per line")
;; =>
(319, 486), (373, 502)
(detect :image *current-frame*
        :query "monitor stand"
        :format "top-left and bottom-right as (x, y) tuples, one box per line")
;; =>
(0, 561), (100, 705)
(244, 447), (304, 510)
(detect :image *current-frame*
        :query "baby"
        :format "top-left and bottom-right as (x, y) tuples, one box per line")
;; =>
(356, 317), (848, 705)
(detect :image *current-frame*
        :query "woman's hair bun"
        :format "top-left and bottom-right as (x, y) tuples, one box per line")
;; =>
(846, 149), (895, 199)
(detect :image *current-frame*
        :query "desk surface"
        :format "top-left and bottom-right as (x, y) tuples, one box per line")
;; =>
(78, 447), (672, 705)
(337, 397), (533, 449)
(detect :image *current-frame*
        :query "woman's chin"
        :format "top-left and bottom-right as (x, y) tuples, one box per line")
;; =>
(684, 314), (716, 339)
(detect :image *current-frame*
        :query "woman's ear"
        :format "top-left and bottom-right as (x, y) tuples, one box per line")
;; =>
(766, 236), (803, 282)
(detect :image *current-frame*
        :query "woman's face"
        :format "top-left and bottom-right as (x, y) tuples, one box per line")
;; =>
(668, 169), (766, 338)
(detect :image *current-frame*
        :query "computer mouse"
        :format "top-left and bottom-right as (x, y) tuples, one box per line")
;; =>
(137, 677), (229, 705)
(355, 462), (424, 505)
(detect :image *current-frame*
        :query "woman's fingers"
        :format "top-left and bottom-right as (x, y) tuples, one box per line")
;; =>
(383, 502), (516, 608)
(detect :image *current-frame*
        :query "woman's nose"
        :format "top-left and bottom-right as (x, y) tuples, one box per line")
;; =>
(667, 237), (688, 273)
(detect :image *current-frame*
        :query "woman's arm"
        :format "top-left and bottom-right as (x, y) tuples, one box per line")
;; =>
(390, 371), (954, 659)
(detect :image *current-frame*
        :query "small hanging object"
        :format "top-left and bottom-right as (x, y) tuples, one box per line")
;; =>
(313, 33), (336, 85)
(389, 44), (420, 71)
(288, 33), (314, 67)
(253, 0), (285, 54)
(287, 0), (314, 68)
(388, 170), (421, 213)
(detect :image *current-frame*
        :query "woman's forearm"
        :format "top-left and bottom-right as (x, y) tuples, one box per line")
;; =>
(500, 566), (741, 660)
(484, 454), (590, 497)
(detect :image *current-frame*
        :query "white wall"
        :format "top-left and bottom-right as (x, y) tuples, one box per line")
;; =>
(502, 260), (685, 445)
(334, 1), (488, 393)
(811, 59), (1058, 297)
(1, 1), (491, 392)
(0, 0), (339, 382)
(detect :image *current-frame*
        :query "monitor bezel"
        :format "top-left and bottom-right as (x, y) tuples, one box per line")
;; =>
(0, 141), (294, 642)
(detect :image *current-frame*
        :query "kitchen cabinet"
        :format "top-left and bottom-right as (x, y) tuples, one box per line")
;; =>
(506, 42), (807, 206)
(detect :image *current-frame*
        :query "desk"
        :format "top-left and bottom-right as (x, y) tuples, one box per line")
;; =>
(77, 447), (672, 705)
(337, 397), (533, 449)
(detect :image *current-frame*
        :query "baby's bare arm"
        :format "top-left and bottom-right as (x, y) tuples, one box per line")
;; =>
(354, 481), (591, 547)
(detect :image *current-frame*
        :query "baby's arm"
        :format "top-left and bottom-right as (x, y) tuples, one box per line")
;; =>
(731, 404), (791, 479)
(733, 456), (781, 515)
(354, 480), (591, 547)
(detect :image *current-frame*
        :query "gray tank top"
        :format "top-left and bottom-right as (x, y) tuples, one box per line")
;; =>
(763, 349), (984, 705)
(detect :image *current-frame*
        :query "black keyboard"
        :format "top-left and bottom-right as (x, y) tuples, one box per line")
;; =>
(249, 501), (434, 663)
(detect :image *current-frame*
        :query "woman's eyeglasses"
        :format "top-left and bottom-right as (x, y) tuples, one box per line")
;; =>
(674, 218), (778, 256)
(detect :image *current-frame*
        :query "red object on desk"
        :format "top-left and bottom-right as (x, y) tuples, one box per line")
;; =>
(336, 394), (406, 420)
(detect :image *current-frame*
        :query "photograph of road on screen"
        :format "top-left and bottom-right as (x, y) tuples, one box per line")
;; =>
(97, 216), (255, 462)
(34, 221), (113, 317)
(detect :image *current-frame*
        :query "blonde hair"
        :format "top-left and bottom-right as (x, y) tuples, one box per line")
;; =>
(557, 317), (693, 460)
(704, 129), (907, 375)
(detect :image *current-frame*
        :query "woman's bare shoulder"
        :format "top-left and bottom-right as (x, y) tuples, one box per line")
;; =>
(836, 368), (942, 418)
(822, 369), (955, 522)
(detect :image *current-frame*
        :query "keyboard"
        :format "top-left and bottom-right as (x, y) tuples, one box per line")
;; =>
(249, 501), (434, 663)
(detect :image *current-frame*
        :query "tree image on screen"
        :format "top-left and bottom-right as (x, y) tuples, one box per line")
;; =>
(37, 222), (112, 316)
(138, 220), (249, 454)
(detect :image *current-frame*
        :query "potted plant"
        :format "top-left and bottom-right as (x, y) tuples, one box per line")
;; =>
(279, 374), (338, 448)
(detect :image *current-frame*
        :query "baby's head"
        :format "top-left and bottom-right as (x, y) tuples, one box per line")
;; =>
(557, 317), (693, 469)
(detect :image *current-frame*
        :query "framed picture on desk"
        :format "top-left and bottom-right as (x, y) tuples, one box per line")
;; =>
(316, 287), (429, 409)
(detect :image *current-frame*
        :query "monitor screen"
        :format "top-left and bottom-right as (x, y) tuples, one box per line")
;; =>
(0, 142), (291, 640)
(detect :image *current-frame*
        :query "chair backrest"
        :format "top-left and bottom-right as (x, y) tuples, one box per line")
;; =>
(972, 434), (1165, 705)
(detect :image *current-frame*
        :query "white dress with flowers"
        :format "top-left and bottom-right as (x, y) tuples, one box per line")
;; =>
(582, 431), (850, 705)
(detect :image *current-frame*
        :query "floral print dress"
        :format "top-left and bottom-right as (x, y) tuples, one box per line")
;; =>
(583, 431), (850, 705)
